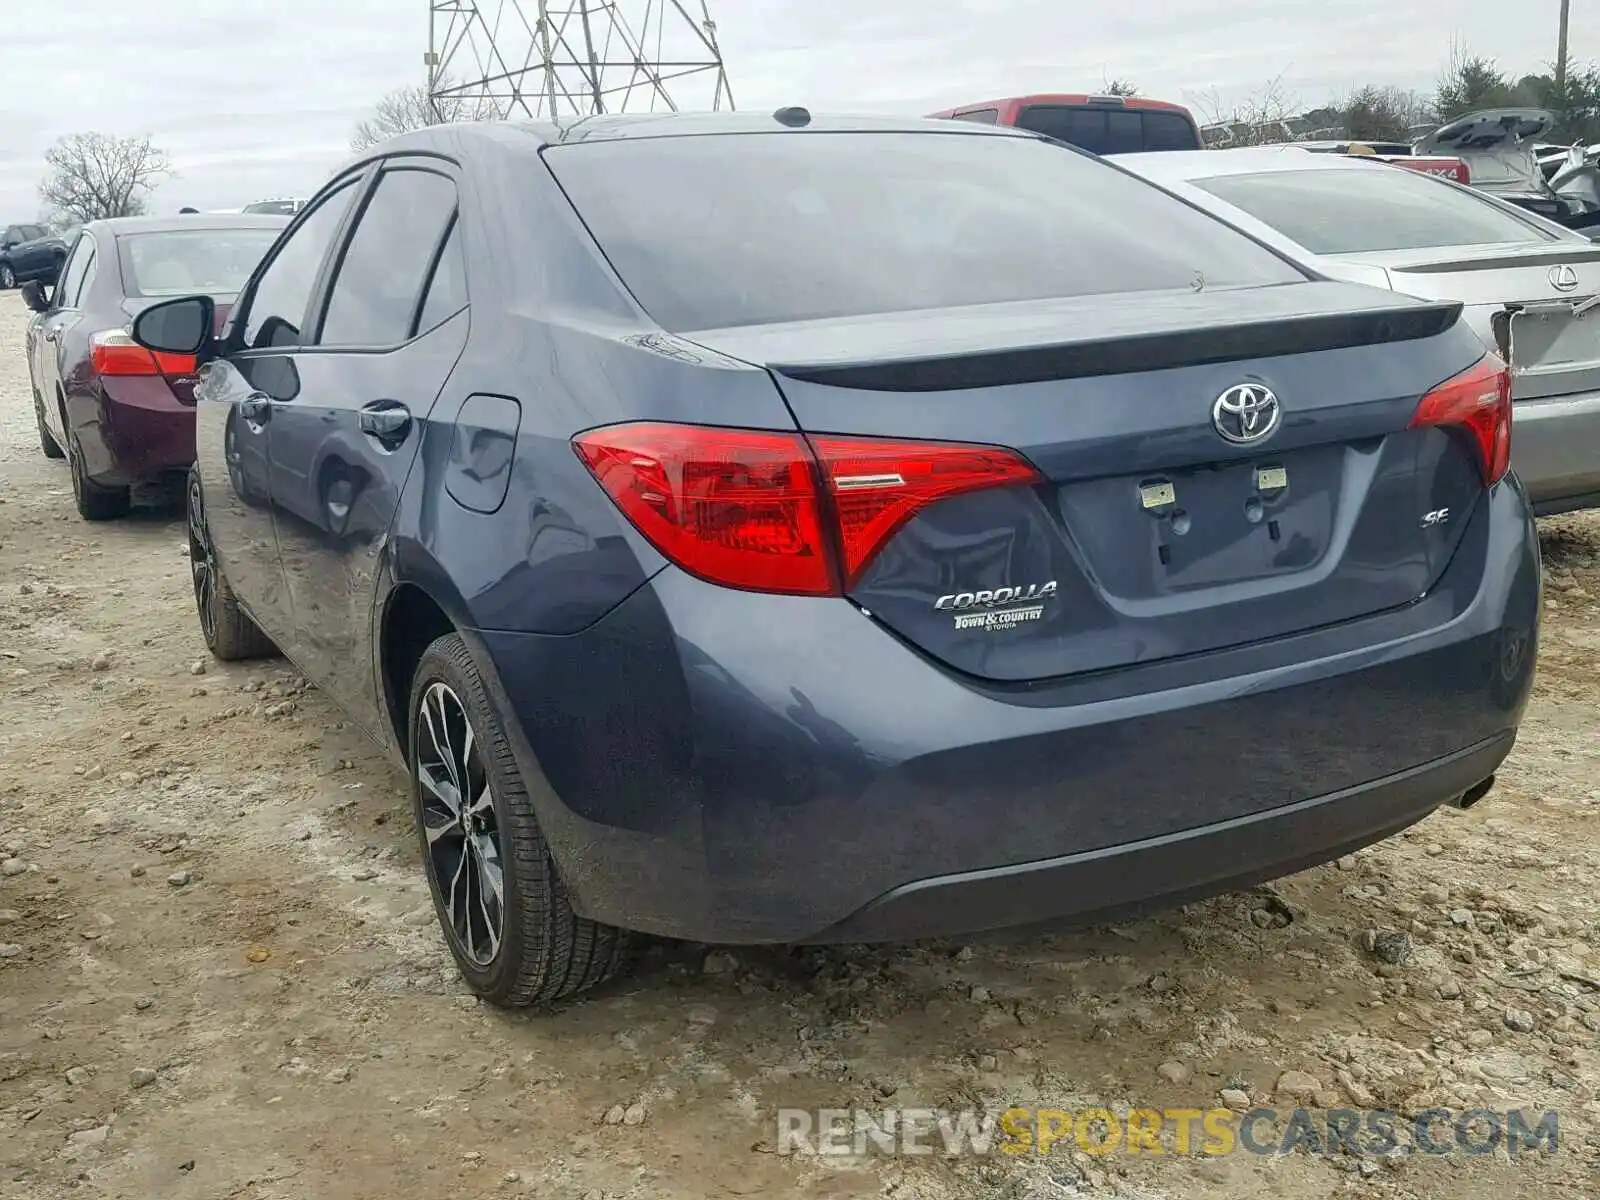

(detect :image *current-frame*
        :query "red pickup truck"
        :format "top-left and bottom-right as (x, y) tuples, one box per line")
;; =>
(927, 93), (1203, 155)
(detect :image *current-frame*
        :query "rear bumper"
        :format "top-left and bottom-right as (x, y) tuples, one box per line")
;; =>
(78, 376), (195, 485)
(810, 732), (1511, 943)
(465, 479), (1540, 945)
(1512, 388), (1600, 515)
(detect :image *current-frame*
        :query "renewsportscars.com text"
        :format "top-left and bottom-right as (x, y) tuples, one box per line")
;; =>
(776, 1106), (1560, 1160)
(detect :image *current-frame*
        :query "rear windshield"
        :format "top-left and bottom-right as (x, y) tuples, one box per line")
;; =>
(1015, 105), (1200, 153)
(119, 228), (282, 297)
(1193, 167), (1555, 254)
(544, 132), (1302, 331)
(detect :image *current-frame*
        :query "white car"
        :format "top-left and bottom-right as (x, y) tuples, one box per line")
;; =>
(1119, 146), (1600, 516)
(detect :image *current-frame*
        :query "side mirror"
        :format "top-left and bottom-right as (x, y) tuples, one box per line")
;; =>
(131, 295), (216, 356)
(19, 280), (48, 314)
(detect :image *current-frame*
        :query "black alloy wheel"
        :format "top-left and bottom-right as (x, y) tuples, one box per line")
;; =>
(184, 467), (277, 660)
(416, 679), (506, 967)
(188, 473), (220, 647)
(408, 633), (635, 1006)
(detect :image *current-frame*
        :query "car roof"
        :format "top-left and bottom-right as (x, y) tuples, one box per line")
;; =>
(84, 213), (291, 237)
(1115, 146), (1376, 183)
(507, 111), (1034, 147)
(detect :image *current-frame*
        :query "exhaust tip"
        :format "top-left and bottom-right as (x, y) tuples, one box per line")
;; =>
(1452, 775), (1496, 810)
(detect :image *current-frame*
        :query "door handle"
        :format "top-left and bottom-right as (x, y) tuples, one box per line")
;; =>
(358, 401), (412, 443)
(239, 393), (272, 423)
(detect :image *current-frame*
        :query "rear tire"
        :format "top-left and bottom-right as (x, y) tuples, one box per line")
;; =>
(66, 430), (130, 521)
(408, 632), (635, 1007)
(34, 390), (63, 459)
(187, 468), (277, 660)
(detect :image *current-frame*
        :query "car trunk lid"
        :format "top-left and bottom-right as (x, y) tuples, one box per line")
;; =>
(1348, 243), (1600, 400)
(683, 281), (1490, 683)
(1415, 108), (1555, 195)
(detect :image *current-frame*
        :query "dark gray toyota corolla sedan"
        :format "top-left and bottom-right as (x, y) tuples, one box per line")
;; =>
(128, 111), (1541, 1007)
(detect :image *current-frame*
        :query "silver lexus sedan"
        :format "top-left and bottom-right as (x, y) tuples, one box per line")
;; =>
(1119, 146), (1600, 516)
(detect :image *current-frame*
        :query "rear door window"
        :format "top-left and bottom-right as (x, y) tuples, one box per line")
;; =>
(72, 246), (98, 306)
(413, 219), (468, 335)
(545, 131), (1304, 331)
(55, 235), (95, 308)
(315, 167), (459, 347)
(1192, 167), (1557, 254)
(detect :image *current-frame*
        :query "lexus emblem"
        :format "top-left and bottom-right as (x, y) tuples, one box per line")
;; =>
(1549, 264), (1580, 292)
(1211, 383), (1282, 445)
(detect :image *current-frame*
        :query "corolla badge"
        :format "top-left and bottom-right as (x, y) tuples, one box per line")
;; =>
(1212, 383), (1281, 445)
(934, 581), (1057, 632)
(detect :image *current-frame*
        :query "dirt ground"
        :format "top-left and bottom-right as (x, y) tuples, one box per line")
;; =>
(0, 290), (1597, 1200)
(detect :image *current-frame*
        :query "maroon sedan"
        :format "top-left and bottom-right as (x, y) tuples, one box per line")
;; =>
(24, 214), (287, 519)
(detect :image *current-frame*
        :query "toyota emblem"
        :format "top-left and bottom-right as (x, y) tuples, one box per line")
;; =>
(1549, 264), (1579, 292)
(1212, 383), (1282, 445)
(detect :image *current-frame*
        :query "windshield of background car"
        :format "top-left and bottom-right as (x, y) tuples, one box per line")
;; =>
(1015, 105), (1201, 153)
(119, 229), (283, 297)
(1192, 166), (1558, 254)
(544, 131), (1304, 331)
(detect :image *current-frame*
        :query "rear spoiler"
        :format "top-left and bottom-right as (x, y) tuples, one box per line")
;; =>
(773, 304), (1465, 392)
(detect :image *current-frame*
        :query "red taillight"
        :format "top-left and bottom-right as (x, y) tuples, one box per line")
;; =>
(572, 422), (1043, 595)
(1409, 354), (1512, 486)
(88, 330), (197, 378)
(809, 434), (1043, 585)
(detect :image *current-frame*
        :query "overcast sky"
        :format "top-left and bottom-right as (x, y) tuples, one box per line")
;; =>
(3, 0), (1593, 218)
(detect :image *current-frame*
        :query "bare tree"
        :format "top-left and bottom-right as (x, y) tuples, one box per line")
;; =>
(1193, 75), (1301, 147)
(1101, 77), (1138, 97)
(38, 132), (171, 224)
(1435, 38), (1514, 120)
(351, 80), (501, 151)
(1343, 85), (1432, 142)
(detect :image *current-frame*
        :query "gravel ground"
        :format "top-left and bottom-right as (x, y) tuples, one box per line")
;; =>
(1, 290), (1598, 1200)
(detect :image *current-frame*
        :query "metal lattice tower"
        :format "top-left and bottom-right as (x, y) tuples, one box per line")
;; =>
(426, 1), (734, 121)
